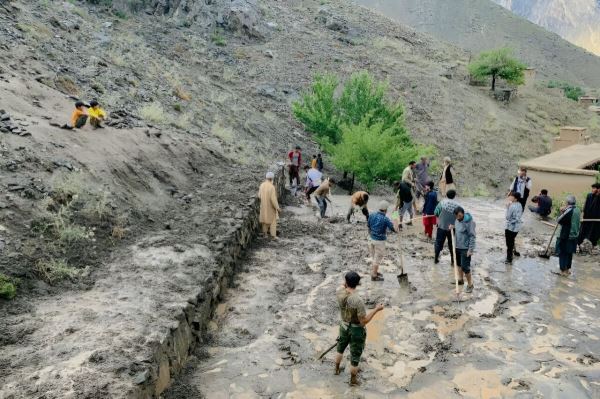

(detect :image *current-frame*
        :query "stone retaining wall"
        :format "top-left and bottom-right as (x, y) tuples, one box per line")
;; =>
(135, 165), (286, 398)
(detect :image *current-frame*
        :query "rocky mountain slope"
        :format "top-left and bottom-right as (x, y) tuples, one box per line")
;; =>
(356, 0), (600, 88)
(0, 0), (599, 396)
(493, 0), (600, 56)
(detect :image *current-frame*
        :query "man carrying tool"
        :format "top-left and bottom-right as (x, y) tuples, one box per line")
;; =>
(287, 145), (302, 189)
(335, 271), (384, 386)
(450, 206), (476, 293)
(367, 201), (397, 281)
(555, 195), (581, 276)
(258, 172), (281, 239)
(347, 191), (370, 223)
(434, 189), (460, 264)
(415, 157), (430, 197)
(509, 167), (532, 211)
(314, 178), (335, 218)
(402, 161), (418, 214)
(578, 183), (600, 248)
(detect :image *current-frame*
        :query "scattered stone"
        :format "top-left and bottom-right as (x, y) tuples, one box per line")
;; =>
(133, 370), (150, 385)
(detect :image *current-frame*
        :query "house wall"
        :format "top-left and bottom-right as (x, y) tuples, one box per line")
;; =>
(528, 169), (597, 198)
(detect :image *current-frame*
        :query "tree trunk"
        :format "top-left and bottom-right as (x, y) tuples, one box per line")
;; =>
(491, 74), (496, 91)
(343, 171), (348, 179)
(349, 173), (355, 195)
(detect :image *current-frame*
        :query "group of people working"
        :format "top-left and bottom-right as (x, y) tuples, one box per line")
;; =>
(256, 150), (600, 386)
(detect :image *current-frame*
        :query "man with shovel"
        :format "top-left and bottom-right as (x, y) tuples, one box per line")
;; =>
(367, 201), (398, 281)
(450, 206), (476, 293)
(434, 189), (460, 264)
(335, 271), (384, 386)
(555, 195), (581, 276)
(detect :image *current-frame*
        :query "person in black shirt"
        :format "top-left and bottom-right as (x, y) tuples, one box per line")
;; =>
(528, 189), (553, 218)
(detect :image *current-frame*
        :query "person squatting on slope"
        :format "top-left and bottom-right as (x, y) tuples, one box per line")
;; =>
(509, 167), (532, 211)
(434, 189), (460, 264)
(314, 178), (335, 218)
(505, 192), (523, 264)
(335, 271), (384, 386)
(61, 101), (88, 130)
(347, 191), (370, 223)
(555, 195), (581, 276)
(529, 189), (553, 218)
(578, 183), (600, 248)
(88, 100), (107, 129)
(422, 181), (438, 240)
(450, 206), (476, 293)
(258, 172), (281, 239)
(367, 201), (397, 281)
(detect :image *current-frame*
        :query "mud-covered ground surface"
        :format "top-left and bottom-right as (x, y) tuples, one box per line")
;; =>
(165, 194), (600, 398)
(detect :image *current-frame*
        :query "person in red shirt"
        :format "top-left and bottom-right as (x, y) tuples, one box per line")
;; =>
(287, 145), (302, 187)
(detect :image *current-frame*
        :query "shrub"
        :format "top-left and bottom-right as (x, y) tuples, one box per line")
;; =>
(331, 118), (433, 190)
(36, 259), (78, 284)
(140, 102), (166, 124)
(468, 48), (526, 90)
(0, 273), (17, 299)
(547, 81), (585, 101)
(211, 32), (227, 47)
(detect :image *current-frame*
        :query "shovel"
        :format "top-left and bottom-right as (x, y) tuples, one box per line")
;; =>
(450, 228), (462, 304)
(316, 339), (338, 361)
(539, 223), (559, 259)
(396, 236), (409, 286)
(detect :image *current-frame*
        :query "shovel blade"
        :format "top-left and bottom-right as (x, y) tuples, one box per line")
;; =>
(397, 273), (409, 286)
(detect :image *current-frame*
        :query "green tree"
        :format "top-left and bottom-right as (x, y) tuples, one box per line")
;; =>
(338, 71), (406, 135)
(468, 48), (526, 91)
(331, 118), (433, 190)
(292, 74), (341, 146)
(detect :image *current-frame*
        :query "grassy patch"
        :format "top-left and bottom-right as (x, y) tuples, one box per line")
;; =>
(211, 31), (227, 47)
(140, 102), (166, 124)
(0, 273), (17, 300)
(36, 259), (78, 285)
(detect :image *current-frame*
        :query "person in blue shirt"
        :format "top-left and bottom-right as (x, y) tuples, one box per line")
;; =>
(367, 201), (398, 281)
(422, 181), (438, 240)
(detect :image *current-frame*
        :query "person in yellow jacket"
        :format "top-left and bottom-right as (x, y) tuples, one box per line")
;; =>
(258, 172), (281, 239)
(87, 100), (107, 129)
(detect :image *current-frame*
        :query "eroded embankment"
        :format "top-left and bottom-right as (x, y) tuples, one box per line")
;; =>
(164, 195), (600, 399)
(0, 167), (286, 399)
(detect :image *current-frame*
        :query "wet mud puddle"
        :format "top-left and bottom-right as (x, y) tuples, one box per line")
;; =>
(164, 196), (600, 398)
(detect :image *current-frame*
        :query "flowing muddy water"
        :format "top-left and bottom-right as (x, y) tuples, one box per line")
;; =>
(164, 195), (600, 398)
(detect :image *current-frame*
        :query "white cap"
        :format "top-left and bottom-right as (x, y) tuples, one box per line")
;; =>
(266, 172), (275, 179)
(378, 200), (390, 211)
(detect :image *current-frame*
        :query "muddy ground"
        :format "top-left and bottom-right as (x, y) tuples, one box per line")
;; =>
(165, 193), (600, 398)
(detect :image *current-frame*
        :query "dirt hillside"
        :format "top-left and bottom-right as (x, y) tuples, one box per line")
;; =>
(356, 0), (600, 88)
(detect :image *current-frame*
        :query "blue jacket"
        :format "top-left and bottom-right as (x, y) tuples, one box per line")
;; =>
(368, 211), (395, 241)
(423, 191), (438, 215)
(505, 202), (523, 232)
(455, 213), (476, 252)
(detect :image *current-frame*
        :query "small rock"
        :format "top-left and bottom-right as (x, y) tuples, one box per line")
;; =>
(133, 370), (150, 385)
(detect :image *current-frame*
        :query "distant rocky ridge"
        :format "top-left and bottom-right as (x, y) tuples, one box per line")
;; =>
(493, 0), (600, 56)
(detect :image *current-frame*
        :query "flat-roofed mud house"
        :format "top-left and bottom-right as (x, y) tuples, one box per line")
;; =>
(520, 143), (600, 197)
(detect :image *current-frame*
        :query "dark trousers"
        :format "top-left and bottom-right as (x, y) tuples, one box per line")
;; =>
(289, 165), (300, 186)
(518, 196), (528, 211)
(505, 229), (518, 261)
(316, 196), (327, 218)
(556, 238), (577, 271)
(434, 228), (453, 262)
(306, 186), (318, 200)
